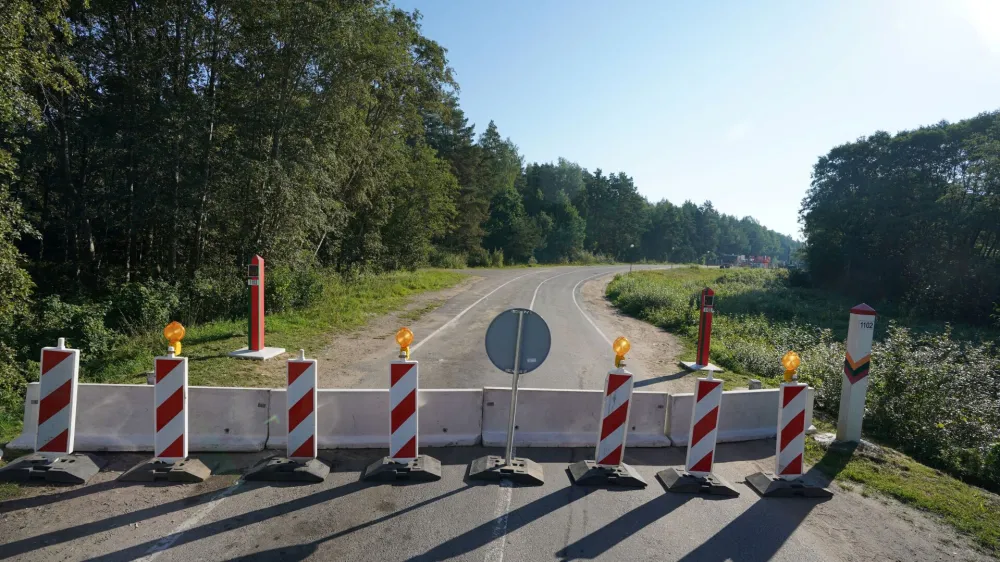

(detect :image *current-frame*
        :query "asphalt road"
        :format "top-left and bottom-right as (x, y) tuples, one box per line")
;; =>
(347, 265), (668, 390)
(0, 265), (988, 561)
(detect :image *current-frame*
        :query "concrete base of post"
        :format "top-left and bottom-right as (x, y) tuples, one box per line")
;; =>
(362, 455), (441, 483)
(228, 347), (286, 361)
(745, 471), (833, 498)
(656, 467), (739, 497)
(0, 453), (105, 484)
(119, 458), (211, 483)
(243, 457), (329, 483)
(468, 455), (544, 486)
(679, 361), (724, 373)
(568, 460), (646, 488)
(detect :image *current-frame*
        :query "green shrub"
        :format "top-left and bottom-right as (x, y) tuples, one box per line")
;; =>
(606, 268), (1000, 492)
(266, 265), (325, 313)
(32, 295), (119, 358)
(488, 248), (504, 268)
(105, 281), (181, 335)
(178, 266), (246, 324)
(467, 247), (491, 267)
(428, 248), (467, 269)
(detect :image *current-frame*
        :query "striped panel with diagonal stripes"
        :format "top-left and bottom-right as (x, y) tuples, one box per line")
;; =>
(595, 368), (634, 467)
(775, 382), (808, 478)
(287, 357), (318, 460)
(36, 346), (80, 455)
(154, 356), (188, 462)
(389, 361), (419, 462)
(684, 377), (723, 476)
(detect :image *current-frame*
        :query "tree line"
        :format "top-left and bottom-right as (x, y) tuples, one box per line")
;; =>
(1, 0), (798, 315)
(801, 110), (1000, 326)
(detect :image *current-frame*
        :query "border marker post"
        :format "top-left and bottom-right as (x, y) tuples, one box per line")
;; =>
(229, 254), (285, 360)
(680, 287), (723, 372)
(568, 337), (646, 487)
(837, 304), (876, 443)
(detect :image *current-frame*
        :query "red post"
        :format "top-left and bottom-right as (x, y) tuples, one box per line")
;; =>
(696, 287), (714, 367)
(248, 255), (265, 351)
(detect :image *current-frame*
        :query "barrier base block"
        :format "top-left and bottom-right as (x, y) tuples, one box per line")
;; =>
(468, 455), (544, 486)
(119, 458), (211, 483)
(228, 347), (286, 361)
(657, 467), (739, 497)
(679, 361), (724, 372)
(568, 460), (646, 488)
(243, 457), (329, 483)
(362, 455), (441, 483)
(0, 453), (104, 484)
(745, 471), (833, 498)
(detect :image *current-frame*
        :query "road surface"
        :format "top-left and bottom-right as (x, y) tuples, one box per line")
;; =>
(0, 265), (988, 561)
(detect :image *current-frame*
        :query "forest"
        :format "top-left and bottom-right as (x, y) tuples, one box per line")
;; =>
(801, 111), (1000, 326)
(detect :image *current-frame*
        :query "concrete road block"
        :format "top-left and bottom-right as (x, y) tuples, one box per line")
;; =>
(8, 383), (40, 450)
(481, 387), (671, 448)
(267, 389), (483, 450)
(667, 387), (816, 446)
(189, 386), (270, 451)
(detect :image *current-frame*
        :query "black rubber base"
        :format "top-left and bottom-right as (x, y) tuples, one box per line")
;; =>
(362, 455), (442, 483)
(0, 453), (105, 484)
(468, 455), (544, 486)
(243, 457), (330, 483)
(568, 460), (647, 488)
(745, 471), (833, 498)
(656, 467), (739, 497)
(119, 458), (211, 483)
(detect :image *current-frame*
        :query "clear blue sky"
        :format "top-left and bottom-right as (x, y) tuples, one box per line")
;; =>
(392, 0), (1000, 238)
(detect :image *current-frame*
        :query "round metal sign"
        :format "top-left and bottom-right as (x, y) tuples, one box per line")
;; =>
(484, 308), (551, 375)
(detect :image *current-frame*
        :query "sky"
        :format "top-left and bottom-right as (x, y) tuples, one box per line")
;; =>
(391, 0), (1000, 239)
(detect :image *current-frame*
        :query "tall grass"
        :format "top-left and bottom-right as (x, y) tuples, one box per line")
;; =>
(607, 267), (1000, 493)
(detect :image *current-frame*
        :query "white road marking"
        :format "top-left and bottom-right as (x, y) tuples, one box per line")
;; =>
(529, 269), (580, 310)
(571, 269), (620, 345)
(411, 270), (545, 353)
(138, 480), (243, 561)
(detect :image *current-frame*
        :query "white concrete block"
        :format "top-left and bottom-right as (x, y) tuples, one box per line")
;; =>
(481, 387), (671, 448)
(667, 387), (815, 446)
(228, 347), (286, 361)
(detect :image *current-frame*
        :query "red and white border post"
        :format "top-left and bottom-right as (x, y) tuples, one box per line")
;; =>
(680, 287), (723, 372)
(569, 338), (646, 488)
(658, 374), (739, 496)
(837, 304), (875, 443)
(364, 328), (441, 482)
(121, 346), (211, 482)
(746, 362), (832, 497)
(245, 350), (329, 482)
(229, 254), (285, 361)
(0, 339), (104, 484)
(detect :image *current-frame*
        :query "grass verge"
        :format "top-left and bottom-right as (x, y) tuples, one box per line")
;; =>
(807, 419), (1000, 554)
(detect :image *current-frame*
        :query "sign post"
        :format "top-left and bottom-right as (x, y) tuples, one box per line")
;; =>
(469, 308), (550, 485)
(837, 304), (876, 443)
(680, 287), (723, 372)
(229, 255), (285, 360)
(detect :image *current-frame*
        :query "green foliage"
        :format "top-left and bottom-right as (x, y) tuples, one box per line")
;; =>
(802, 113), (1000, 325)
(607, 268), (1000, 492)
(427, 248), (467, 269)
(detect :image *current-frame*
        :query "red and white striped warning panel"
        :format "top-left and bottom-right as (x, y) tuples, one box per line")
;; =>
(776, 382), (808, 477)
(685, 377), (723, 476)
(595, 369), (634, 467)
(286, 356), (318, 460)
(36, 342), (81, 455)
(390, 361), (419, 462)
(154, 355), (189, 462)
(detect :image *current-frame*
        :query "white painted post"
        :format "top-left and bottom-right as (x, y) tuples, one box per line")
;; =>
(836, 303), (876, 443)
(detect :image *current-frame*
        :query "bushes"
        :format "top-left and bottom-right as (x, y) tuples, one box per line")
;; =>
(428, 248), (467, 269)
(606, 268), (1000, 492)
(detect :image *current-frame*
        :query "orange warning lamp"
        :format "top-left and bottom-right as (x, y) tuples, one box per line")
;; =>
(396, 327), (414, 359)
(164, 321), (186, 356)
(613, 336), (630, 368)
(782, 351), (801, 382)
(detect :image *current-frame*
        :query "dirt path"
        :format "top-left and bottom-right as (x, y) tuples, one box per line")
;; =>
(580, 272), (693, 393)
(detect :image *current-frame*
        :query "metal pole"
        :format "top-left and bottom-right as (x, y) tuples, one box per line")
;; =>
(504, 311), (525, 464)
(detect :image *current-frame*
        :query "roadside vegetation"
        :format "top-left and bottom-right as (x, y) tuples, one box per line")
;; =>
(606, 267), (1000, 496)
(0, 269), (464, 445)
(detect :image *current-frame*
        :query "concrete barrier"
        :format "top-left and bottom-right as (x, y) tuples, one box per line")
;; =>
(266, 389), (483, 450)
(7, 383), (270, 452)
(666, 387), (816, 446)
(481, 387), (672, 447)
